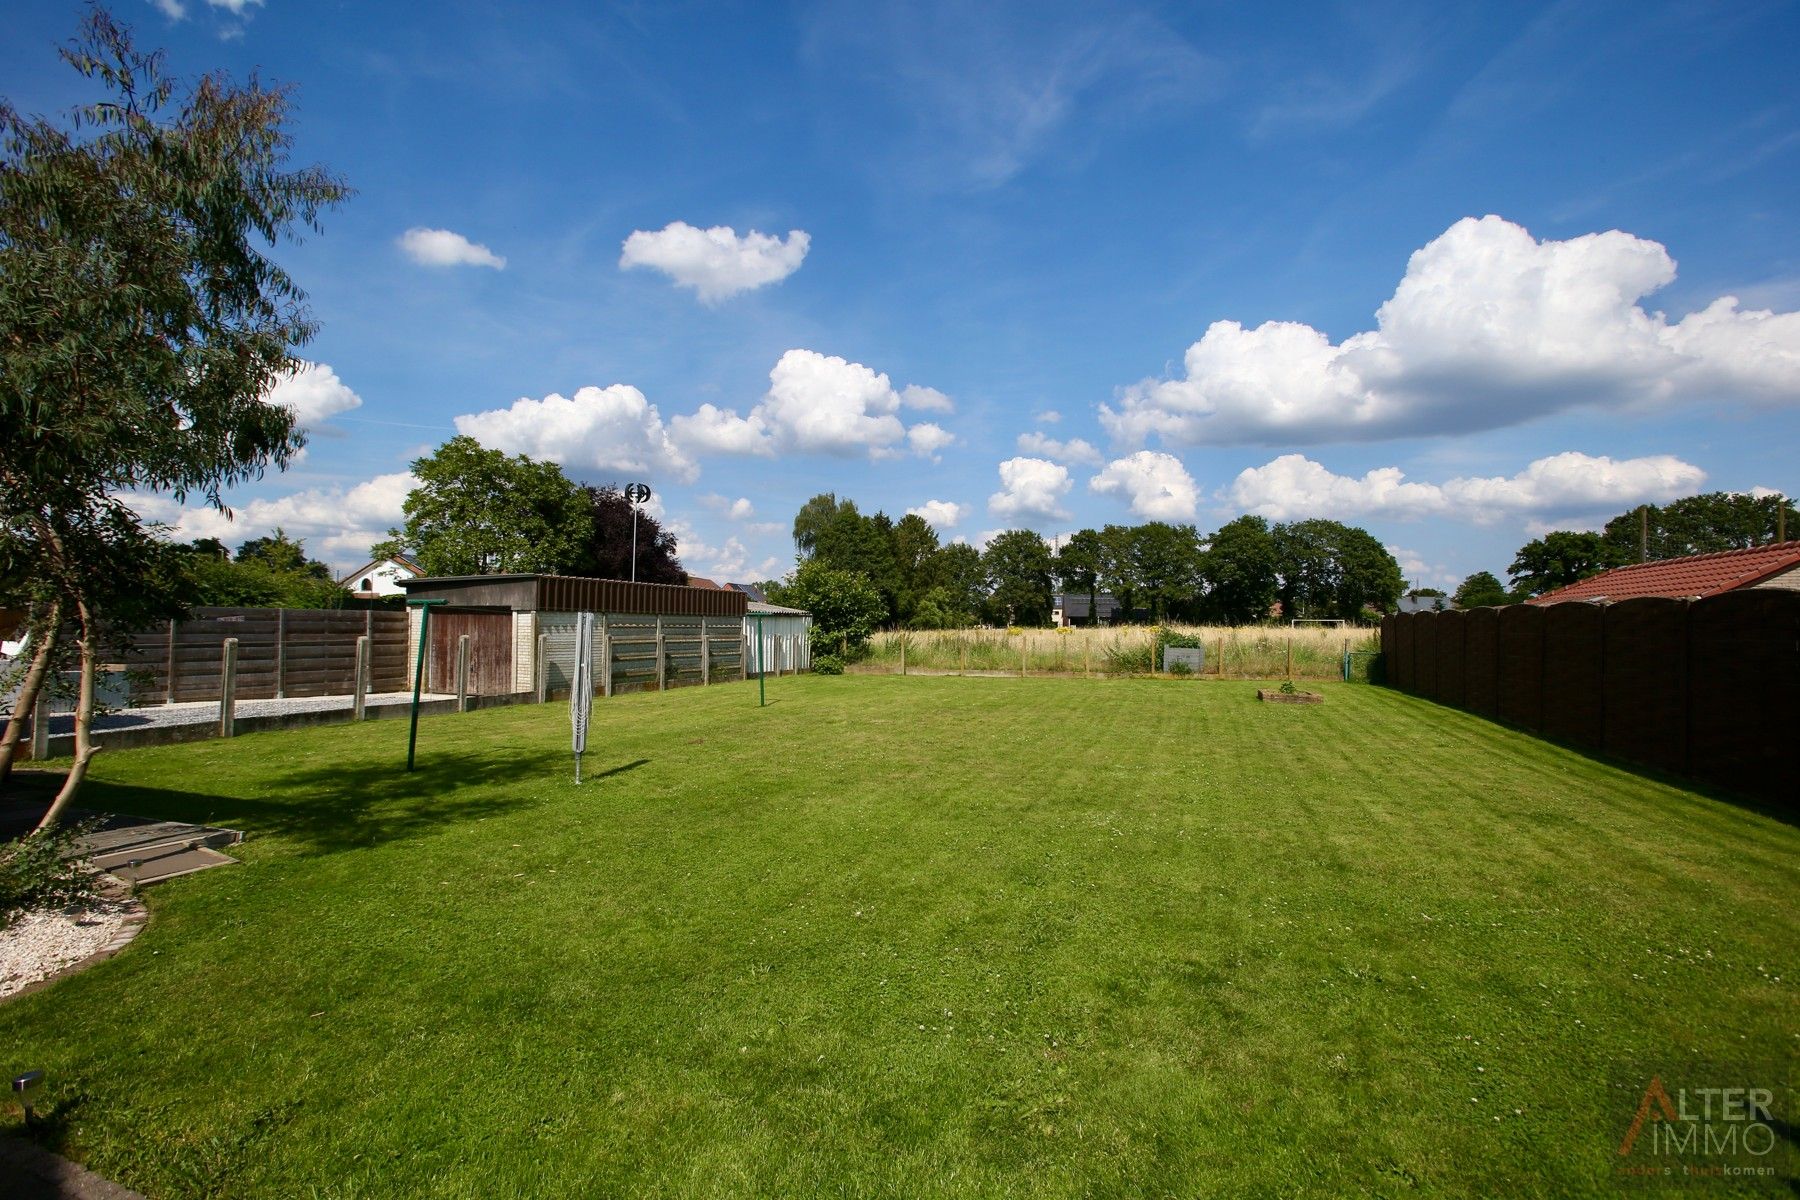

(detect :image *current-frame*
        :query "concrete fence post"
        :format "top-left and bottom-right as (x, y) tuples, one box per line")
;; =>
(353, 635), (370, 721)
(535, 633), (549, 703)
(456, 634), (471, 713)
(30, 693), (49, 762)
(165, 618), (178, 704)
(601, 620), (614, 698)
(275, 607), (287, 699)
(655, 616), (666, 691)
(702, 622), (711, 686)
(219, 637), (239, 737)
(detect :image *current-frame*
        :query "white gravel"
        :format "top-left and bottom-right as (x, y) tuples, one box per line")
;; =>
(1, 897), (136, 998)
(24, 690), (455, 736)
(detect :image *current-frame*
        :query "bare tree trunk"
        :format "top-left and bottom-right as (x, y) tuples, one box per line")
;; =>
(34, 599), (99, 834)
(0, 600), (63, 787)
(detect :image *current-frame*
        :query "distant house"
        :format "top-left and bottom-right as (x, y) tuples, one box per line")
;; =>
(1529, 541), (1800, 605)
(727, 582), (769, 604)
(685, 575), (725, 590)
(1398, 592), (1456, 614)
(1051, 592), (1142, 627)
(338, 554), (422, 599)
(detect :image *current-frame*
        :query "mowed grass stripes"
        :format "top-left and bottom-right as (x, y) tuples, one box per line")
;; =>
(2, 676), (1793, 1197)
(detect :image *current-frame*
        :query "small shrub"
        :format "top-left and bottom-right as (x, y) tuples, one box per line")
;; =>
(1167, 659), (1193, 677)
(1, 820), (102, 929)
(1279, 678), (1298, 695)
(811, 654), (845, 675)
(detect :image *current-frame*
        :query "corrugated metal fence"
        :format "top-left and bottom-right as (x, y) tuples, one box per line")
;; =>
(1380, 590), (1799, 803)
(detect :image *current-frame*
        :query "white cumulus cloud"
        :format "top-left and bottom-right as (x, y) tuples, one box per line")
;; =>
(1089, 451), (1200, 520)
(1103, 215), (1800, 446)
(1017, 431), (1103, 465)
(988, 457), (1072, 522)
(1228, 451), (1706, 524)
(907, 422), (955, 460)
(455, 385), (698, 484)
(907, 500), (968, 530)
(671, 349), (951, 460)
(398, 227), (506, 270)
(619, 221), (809, 303)
(129, 471), (417, 573)
(901, 384), (955, 413)
(263, 361), (362, 432)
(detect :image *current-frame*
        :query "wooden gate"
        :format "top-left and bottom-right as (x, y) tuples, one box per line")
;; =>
(427, 608), (514, 695)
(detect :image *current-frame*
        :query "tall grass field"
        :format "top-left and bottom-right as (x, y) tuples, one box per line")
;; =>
(861, 623), (1379, 679)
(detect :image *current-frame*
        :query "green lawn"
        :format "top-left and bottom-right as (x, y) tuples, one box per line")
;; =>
(2, 676), (1795, 1197)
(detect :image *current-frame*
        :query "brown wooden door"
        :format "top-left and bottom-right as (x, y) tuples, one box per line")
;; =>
(427, 608), (514, 694)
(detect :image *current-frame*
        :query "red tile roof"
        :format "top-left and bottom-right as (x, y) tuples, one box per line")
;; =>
(1529, 541), (1800, 605)
(685, 575), (723, 590)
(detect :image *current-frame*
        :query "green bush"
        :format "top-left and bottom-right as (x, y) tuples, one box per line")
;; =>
(811, 654), (845, 675)
(1, 820), (102, 928)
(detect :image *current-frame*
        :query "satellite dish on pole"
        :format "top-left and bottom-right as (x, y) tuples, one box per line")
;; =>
(625, 484), (651, 582)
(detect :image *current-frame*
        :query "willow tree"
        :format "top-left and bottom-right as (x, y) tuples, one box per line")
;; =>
(0, 11), (349, 826)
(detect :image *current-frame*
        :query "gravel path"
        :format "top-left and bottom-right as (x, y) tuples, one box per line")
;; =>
(1, 897), (137, 999)
(13, 690), (455, 737)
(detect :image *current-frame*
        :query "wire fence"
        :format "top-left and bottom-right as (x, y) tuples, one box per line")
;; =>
(857, 624), (1380, 681)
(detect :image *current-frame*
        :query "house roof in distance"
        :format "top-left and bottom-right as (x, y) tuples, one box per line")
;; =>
(1529, 541), (1800, 604)
(336, 553), (422, 587)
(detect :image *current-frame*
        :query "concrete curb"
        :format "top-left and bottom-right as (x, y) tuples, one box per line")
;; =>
(34, 689), (538, 758)
(0, 1134), (147, 1199)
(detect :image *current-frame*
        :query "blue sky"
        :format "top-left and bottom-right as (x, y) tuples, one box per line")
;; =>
(8, 0), (1799, 587)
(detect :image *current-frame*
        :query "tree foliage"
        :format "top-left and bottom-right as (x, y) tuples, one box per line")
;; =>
(568, 485), (686, 584)
(1600, 492), (1799, 560)
(389, 437), (592, 577)
(1507, 530), (1626, 596)
(1199, 516), (1278, 624)
(981, 530), (1055, 625)
(767, 560), (887, 656)
(1452, 570), (1512, 608)
(0, 11), (349, 822)
(1272, 519), (1404, 621)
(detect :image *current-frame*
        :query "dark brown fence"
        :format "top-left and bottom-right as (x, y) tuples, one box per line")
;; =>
(121, 607), (411, 703)
(1380, 592), (1799, 804)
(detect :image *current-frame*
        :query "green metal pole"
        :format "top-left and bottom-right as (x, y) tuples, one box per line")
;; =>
(406, 599), (444, 771)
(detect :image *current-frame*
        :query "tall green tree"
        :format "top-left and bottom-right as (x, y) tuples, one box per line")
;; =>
(1272, 519), (1403, 621)
(890, 513), (940, 623)
(1199, 515), (1279, 624)
(1601, 492), (1800, 561)
(1128, 522), (1204, 621)
(0, 11), (349, 822)
(389, 437), (592, 577)
(1452, 570), (1512, 608)
(925, 542), (986, 623)
(981, 531), (1055, 626)
(1055, 529), (1106, 625)
(1508, 531), (1627, 596)
(1097, 524), (1141, 619)
(792, 493), (848, 559)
